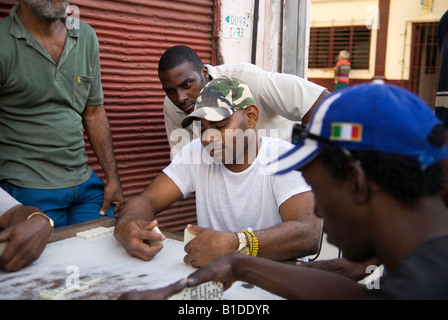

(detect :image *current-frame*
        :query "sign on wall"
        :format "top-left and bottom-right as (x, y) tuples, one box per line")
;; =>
(220, 0), (254, 63)
(421, 0), (434, 11)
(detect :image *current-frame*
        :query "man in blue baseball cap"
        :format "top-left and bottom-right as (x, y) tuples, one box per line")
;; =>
(120, 81), (448, 300)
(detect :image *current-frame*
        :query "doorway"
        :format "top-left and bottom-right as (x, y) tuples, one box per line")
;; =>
(409, 22), (440, 108)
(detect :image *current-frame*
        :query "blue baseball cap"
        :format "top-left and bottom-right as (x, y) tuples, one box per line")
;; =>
(265, 81), (448, 175)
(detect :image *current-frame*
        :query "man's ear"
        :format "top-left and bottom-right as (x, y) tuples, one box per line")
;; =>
(245, 105), (259, 128)
(201, 66), (209, 81)
(345, 161), (369, 204)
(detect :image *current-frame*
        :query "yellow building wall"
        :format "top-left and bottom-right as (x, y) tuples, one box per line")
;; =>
(388, 0), (446, 80)
(308, 0), (447, 81)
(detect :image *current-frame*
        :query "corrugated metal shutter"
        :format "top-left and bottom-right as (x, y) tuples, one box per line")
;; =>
(0, 0), (216, 231)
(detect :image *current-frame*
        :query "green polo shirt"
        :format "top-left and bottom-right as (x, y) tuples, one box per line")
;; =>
(0, 5), (104, 188)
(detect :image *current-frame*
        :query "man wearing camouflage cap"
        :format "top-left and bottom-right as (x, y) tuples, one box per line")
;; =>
(181, 76), (258, 128)
(114, 77), (321, 267)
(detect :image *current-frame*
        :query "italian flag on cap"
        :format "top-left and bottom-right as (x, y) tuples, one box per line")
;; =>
(331, 123), (363, 141)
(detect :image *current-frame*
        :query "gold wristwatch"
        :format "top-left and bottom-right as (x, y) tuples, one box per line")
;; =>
(236, 232), (250, 255)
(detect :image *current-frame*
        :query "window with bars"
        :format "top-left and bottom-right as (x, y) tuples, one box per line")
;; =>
(309, 26), (371, 69)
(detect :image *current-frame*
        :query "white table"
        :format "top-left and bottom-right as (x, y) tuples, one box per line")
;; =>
(0, 220), (282, 300)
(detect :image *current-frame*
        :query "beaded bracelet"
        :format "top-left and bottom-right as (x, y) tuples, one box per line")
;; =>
(243, 228), (259, 257)
(247, 228), (259, 257)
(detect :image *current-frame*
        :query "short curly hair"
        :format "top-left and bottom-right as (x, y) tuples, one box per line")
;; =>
(315, 145), (446, 207)
(158, 45), (204, 75)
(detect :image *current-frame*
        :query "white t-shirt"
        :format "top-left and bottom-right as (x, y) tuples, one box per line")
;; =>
(0, 187), (20, 216)
(162, 137), (311, 232)
(164, 62), (327, 157)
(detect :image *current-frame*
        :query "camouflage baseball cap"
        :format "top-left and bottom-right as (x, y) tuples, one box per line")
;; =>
(181, 76), (256, 128)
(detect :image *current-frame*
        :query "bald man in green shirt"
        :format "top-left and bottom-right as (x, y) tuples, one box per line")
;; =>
(0, 1), (123, 227)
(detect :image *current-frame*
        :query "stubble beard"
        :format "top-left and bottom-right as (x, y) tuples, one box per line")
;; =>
(24, 0), (69, 23)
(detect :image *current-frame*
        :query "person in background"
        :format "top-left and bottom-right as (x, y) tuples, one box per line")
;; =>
(435, 10), (448, 129)
(158, 45), (330, 156)
(0, 0), (123, 228)
(333, 50), (351, 91)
